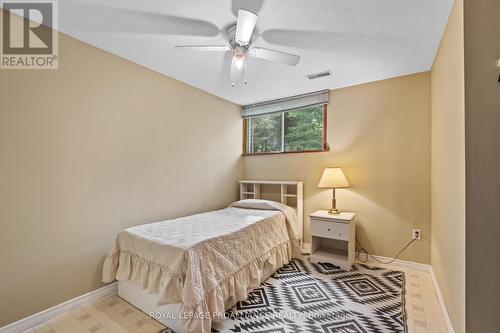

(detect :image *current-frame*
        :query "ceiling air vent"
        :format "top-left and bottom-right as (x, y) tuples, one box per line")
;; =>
(306, 71), (332, 80)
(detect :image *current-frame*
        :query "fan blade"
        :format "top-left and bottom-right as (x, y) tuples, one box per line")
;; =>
(60, 3), (219, 37)
(249, 47), (300, 66)
(175, 45), (230, 52)
(235, 9), (257, 45)
(262, 29), (404, 53)
(230, 55), (246, 86)
(231, 0), (264, 17)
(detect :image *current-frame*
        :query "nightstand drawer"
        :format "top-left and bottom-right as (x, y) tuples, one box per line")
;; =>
(310, 219), (350, 241)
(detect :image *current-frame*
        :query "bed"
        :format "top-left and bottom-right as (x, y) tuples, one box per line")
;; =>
(102, 180), (304, 333)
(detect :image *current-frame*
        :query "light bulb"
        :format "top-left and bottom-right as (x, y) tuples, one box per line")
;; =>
(230, 52), (247, 86)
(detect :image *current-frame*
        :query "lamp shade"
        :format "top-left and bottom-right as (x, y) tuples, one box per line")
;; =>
(318, 167), (350, 188)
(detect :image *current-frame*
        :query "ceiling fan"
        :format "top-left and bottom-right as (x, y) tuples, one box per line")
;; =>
(175, 9), (301, 86)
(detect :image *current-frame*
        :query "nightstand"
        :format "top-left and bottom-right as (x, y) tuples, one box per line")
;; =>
(309, 210), (356, 271)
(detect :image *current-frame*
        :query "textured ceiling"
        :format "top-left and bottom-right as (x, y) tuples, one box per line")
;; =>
(56, 0), (452, 105)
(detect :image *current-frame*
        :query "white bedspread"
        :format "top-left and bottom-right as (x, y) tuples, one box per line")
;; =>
(102, 200), (301, 333)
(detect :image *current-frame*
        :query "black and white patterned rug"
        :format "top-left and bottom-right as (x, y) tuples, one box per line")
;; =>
(162, 258), (407, 333)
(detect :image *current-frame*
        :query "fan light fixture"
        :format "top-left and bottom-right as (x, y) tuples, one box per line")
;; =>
(230, 50), (247, 86)
(174, 9), (301, 87)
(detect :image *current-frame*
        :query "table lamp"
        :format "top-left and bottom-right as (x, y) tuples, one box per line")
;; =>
(318, 167), (350, 214)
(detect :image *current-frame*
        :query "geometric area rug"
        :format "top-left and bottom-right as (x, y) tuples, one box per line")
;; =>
(160, 257), (407, 333)
(212, 257), (407, 333)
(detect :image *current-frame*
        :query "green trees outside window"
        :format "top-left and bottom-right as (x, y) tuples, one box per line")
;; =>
(246, 105), (325, 154)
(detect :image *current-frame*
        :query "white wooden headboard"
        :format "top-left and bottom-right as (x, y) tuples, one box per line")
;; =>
(238, 180), (304, 241)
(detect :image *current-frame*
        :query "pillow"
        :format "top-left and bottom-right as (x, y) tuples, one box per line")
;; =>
(229, 199), (289, 211)
(230, 199), (301, 255)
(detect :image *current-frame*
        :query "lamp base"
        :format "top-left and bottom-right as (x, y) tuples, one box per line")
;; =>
(329, 189), (340, 214)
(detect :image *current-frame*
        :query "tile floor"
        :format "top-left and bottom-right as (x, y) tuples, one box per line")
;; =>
(20, 261), (449, 333)
(366, 261), (449, 333)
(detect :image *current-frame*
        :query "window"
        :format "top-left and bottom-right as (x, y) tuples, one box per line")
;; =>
(244, 104), (328, 155)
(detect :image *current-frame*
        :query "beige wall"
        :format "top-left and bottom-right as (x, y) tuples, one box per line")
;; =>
(464, 0), (500, 331)
(0, 23), (243, 325)
(430, 0), (466, 332)
(244, 73), (432, 264)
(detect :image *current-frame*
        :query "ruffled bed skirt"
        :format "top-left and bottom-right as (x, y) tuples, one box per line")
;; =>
(102, 239), (298, 333)
(103, 249), (185, 304)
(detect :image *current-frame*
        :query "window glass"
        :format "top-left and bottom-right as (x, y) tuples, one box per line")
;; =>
(284, 105), (324, 152)
(246, 105), (326, 154)
(247, 112), (282, 153)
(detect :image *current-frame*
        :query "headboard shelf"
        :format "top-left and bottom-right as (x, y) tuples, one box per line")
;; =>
(238, 180), (304, 242)
(239, 180), (301, 185)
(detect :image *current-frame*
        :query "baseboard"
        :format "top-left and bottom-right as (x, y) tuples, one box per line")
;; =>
(0, 283), (118, 333)
(355, 252), (431, 272)
(429, 267), (456, 333)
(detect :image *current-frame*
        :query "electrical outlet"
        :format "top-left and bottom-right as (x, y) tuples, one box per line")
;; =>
(412, 229), (421, 240)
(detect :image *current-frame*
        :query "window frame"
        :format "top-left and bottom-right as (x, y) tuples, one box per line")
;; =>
(242, 104), (329, 156)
